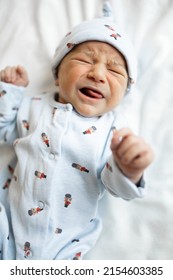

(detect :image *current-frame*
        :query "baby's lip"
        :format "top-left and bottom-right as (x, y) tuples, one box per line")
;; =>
(79, 86), (104, 99)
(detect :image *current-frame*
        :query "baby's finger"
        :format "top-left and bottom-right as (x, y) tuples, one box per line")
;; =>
(115, 135), (141, 158)
(16, 65), (26, 75)
(120, 142), (147, 165)
(132, 147), (154, 168)
(16, 65), (29, 84)
(2, 66), (15, 82)
(121, 142), (154, 172)
(0, 70), (5, 81)
(10, 67), (18, 83)
(111, 127), (133, 150)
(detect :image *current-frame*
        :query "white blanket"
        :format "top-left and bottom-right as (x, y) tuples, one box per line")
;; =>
(0, 0), (173, 259)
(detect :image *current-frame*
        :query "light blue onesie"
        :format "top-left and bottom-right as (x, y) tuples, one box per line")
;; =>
(0, 82), (145, 260)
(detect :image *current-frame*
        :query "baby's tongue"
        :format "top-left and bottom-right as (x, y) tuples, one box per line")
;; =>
(81, 88), (103, 99)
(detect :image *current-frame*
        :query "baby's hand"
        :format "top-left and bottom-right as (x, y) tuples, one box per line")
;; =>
(110, 128), (154, 184)
(0, 65), (29, 87)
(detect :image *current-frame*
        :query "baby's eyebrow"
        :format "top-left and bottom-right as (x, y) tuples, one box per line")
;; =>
(108, 60), (125, 68)
(82, 51), (123, 64)
(107, 57), (128, 71)
(81, 50), (95, 57)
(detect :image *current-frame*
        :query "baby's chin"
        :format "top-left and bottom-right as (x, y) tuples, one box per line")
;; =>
(73, 105), (104, 118)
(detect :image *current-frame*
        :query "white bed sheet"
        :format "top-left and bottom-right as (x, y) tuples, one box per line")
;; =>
(0, 0), (173, 259)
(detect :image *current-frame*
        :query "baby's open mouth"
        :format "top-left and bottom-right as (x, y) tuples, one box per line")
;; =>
(80, 87), (104, 99)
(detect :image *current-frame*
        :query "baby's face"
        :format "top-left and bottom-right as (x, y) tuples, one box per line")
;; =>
(55, 41), (128, 117)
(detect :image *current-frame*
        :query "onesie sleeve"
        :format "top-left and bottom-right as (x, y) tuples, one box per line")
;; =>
(101, 155), (146, 200)
(100, 108), (146, 200)
(0, 82), (25, 144)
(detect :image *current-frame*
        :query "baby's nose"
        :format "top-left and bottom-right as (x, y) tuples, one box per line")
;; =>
(87, 64), (106, 83)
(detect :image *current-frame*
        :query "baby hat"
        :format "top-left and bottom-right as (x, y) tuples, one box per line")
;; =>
(52, 1), (137, 93)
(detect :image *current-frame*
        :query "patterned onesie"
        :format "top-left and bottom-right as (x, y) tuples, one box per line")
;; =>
(0, 82), (145, 260)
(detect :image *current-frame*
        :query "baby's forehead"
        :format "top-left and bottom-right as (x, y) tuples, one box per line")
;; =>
(70, 41), (126, 65)
(73, 40), (118, 52)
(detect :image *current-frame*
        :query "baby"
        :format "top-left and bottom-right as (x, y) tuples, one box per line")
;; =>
(0, 3), (153, 259)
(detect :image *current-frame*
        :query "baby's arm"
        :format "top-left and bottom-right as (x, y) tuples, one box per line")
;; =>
(0, 65), (29, 87)
(110, 128), (154, 185)
(0, 65), (28, 143)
